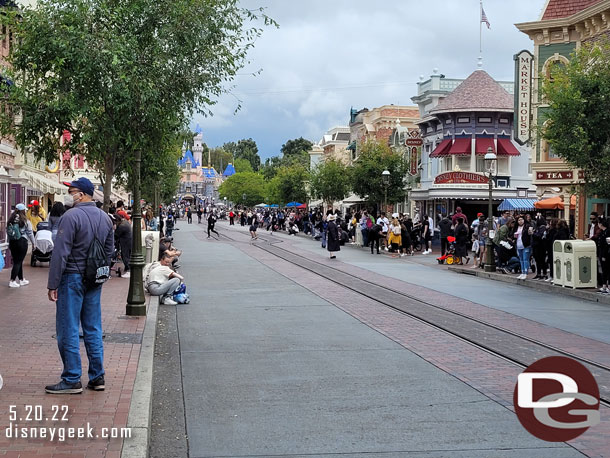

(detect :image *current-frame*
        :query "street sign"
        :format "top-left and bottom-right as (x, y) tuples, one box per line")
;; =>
(406, 138), (423, 147)
(434, 172), (488, 184)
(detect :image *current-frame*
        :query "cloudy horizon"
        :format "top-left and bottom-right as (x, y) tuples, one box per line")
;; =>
(192, 0), (546, 161)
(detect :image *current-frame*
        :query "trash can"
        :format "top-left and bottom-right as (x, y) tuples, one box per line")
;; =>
(562, 240), (597, 289)
(552, 240), (568, 287)
(141, 231), (160, 263)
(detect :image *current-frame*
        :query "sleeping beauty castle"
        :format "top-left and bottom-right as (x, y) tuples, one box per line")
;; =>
(177, 126), (236, 205)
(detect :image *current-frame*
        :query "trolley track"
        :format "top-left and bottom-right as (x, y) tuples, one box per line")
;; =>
(217, 229), (610, 407)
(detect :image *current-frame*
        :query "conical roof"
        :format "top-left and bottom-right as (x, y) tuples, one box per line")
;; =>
(431, 70), (513, 114)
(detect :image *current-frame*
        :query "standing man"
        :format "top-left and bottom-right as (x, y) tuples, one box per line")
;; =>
(46, 177), (114, 394)
(438, 214), (453, 256)
(207, 211), (219, 239)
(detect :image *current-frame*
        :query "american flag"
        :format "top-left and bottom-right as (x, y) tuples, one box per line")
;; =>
(481, 5), (491, 29)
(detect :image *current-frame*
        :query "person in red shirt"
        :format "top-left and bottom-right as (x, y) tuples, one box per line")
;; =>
(229, 210), (235, 225)
(452, 207), (468, 227)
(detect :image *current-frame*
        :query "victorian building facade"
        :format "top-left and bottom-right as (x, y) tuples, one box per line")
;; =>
(411, 68), (534, 224)
(515, 0), (610, 237)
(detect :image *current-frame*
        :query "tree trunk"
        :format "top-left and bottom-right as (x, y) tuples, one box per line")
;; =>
(102, 152), (115, 212)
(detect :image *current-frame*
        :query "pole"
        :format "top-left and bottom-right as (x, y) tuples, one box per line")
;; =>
(479, 0), (482, 55)
(485, 175), (496, 272)
(126, 148), (147, 316)
(384, 187), (388, 213)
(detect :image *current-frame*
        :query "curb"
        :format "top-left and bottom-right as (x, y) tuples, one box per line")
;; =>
(121, 296), (159, 458)
(449, 265), (610, 306)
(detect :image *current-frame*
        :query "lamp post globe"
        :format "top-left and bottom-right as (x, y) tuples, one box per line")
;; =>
(484, 147), (497, 273)
(382, 170), (390, 212)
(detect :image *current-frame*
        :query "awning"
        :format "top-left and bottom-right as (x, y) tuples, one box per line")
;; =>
(21, 170), (66, 195)
(341, 194), (365, 204)
(497, 138), (520, 156)
(498, 198), (537, 212)
(475, 138), (495, 155)
(534, 195), (576, 210)
(448, 138), (471, 155)
(429, 139), (452, 158)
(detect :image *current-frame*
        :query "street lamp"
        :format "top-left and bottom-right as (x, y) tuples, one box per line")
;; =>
(484, 147), (497, 273)
(242, 193), (246, 208)
(382, 170), (390, 212)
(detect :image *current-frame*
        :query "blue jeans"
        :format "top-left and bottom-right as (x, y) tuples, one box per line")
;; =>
(56, 273), (104, 384)
(518, 246), (532, 275)
(361, 228), (369, 247)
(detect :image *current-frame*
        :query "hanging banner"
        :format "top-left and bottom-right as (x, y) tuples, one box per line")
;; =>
(407, 130), (421, 176)
(514, 50), (534, 145)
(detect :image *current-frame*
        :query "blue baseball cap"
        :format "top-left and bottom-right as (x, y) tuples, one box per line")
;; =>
(16, 203), (26, 211)
(63, 177), (94, 196)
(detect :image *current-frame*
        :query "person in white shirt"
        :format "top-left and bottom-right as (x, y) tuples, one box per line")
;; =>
(378, 212), (390, 250)
(146, 253), (184, 305)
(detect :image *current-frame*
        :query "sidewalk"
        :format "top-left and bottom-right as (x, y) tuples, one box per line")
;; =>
(0, 262), (148, 458)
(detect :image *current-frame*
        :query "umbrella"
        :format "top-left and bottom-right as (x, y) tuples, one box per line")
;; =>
(498, 198), (537, 212)
(534, 195), (576, 210)
(297, 203), (307, 209)
(268, 204), (279, 208)
(254, 203), (268, 208)
(285, 202), (303, 207)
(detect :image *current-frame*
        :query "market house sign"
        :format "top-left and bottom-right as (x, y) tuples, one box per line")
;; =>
(514, 50), (533, 145)
(434, 172), (488, 184)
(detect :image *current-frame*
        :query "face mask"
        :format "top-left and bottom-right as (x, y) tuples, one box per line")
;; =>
(64, 195), (74, 208)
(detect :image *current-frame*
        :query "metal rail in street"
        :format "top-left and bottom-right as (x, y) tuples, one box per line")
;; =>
(217, 229), (610, 408)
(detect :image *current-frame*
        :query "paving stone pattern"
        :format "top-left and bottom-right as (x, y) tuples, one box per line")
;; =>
(0, 263), (146, 458)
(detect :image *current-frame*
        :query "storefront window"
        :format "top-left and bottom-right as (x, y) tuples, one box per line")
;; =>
(476, 156), (486, 173)
(498, 157), (510, 175)
(456, 156), (471, 171)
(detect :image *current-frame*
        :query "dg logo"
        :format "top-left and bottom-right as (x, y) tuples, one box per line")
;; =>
(514, 356), (600, 441)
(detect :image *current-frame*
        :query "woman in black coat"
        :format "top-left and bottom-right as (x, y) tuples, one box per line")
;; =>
(326, 214), (340, 259)
(454, 217), (470, 264)
(115, 215), (133, 278)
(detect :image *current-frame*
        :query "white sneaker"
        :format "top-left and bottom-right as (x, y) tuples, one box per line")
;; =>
(545, 277), (553, 282)
(161, 296), (177, 305)
(520, 274), (527, 280)
(122, 271), (131, 278)
(8, 281), (20, 288)
(400, 253), (405, 257)
(19, 279), (29, 286)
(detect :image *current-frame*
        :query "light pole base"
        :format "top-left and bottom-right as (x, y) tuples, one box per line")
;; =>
(484, 264), (496, 273)
(126, 303), (147, 316)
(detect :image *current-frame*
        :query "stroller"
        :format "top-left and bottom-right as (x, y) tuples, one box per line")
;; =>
(31, 221), (54, 267)
(437, 236), (457, 265)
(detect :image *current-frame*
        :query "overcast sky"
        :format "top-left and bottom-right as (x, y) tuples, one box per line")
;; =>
(192, 0), (545, 161)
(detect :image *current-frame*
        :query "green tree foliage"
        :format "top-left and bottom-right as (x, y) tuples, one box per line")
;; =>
(218, 172), (266, 206)
(260, 155), (283, 180)
(309, 159), (352, 205)
(234, 138), (261, 171)
(0, 0), (276, 208)
(541, 40), (610, 198)
(233, 157), (254, 173)
(351, 139), (408, 206)
(209, 147), (233, 172)
(141, 139), (182, 204)
(272, 165), (309, 204)
(280, 137), (312, 169)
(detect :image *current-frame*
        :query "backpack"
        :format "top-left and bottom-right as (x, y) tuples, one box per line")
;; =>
(7, 222), (21, 241)
(366, 217), (373, 229)
(78, 209), (111, 288)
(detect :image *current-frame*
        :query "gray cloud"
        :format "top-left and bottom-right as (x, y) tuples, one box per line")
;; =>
(194, 0), (545, 160)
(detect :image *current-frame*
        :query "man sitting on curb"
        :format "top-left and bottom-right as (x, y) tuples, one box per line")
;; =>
(145, 253), (184, 305)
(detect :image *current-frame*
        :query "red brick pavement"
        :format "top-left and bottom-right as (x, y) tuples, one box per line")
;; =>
(222, 229), (610, 457)
(0, 263), (146, 457)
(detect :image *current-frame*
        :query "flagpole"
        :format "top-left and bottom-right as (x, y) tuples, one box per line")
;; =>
(479, 0), (483, 55)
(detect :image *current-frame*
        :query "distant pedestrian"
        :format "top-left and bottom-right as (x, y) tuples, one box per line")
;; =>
(165, 215), (174, 236)
(249, 215), (258, 239)
(197, 206), (203, 224)
(369, 222), (382, 254)
(454, 217), (470, 265)
(186, 207), (193, 224)
(326, 214), (340, 259)
(207, 212), (219, 239)
(7, 203), (36, 288)
(229, 210), (235, 225)
(49, 201), (66, 242)
(114, 213), (132, 278)
(46, 177), (114, 394)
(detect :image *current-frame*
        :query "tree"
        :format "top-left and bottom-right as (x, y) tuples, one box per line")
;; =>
(209, 147), (233, 172)
(218, 172), (266, 206)
(280, 137), (312, 169)
(233, 157), (253, 173)
(309, 159), (352, 206)
(541, 40), (610, 198)
(235, 138), (261, 171)
(273, 165), (309, 204)
(351, 139), (409, 207)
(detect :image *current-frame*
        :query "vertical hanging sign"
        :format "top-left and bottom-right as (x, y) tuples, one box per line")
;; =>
(514, 50), (533, 145)
(406, 130), (422, 176)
